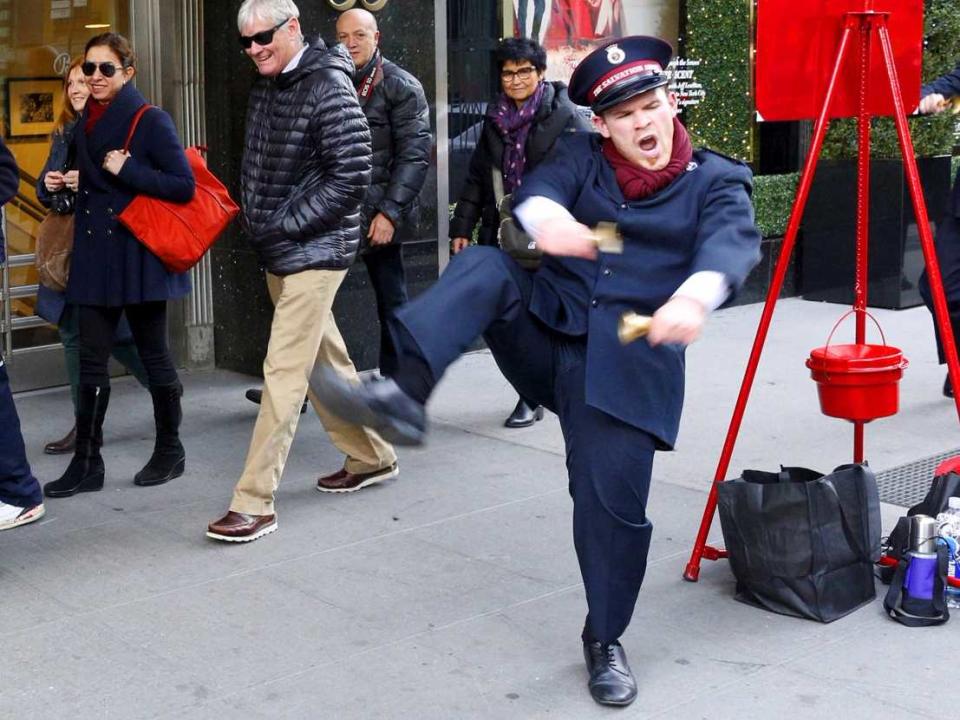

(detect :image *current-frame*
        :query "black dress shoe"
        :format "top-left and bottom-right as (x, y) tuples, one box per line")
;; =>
(945, 374), (954, 399)
(504, 398), (545, 428)
(309, 366), (426, 446)
(583, 640), (638, 707)
(245, 388), (307, 414)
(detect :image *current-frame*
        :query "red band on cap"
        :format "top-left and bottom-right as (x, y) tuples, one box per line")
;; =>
(588, 59), (663, 102)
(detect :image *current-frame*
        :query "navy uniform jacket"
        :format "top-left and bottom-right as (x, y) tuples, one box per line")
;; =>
(514, 132), (761, 448)
(922, 63), (960, 218)
(0, 136), (17, 264)
(69, 83), (195, 307)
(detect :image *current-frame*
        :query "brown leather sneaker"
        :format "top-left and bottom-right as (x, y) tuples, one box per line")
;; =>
(316, 462), (399, 493)
(206, 511), (277, 543)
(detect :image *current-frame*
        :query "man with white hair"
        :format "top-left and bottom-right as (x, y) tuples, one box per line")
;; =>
(207, 0), (396, 543)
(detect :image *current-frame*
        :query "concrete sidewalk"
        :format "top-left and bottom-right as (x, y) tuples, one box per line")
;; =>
(1, 297), (957, 720)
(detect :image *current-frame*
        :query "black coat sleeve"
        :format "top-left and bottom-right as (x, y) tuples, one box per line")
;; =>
(378, 75), (431, 225)
(449, 120), (494, 239)
(922, 62), (960, 98)
(281, 69), (372, 242)
(0, 136), (19, 206)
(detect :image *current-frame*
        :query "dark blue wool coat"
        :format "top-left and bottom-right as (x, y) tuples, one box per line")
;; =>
(514, 132), (761, 447)
(68, 83), (195, 306)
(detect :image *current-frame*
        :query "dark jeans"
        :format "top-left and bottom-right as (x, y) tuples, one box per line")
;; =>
(393, 246), (655, 644)
(362, 242), (408, 376)
(78, 302), (178, 387)
(0, 353), (42, 507)
(60, 304), (149, 412)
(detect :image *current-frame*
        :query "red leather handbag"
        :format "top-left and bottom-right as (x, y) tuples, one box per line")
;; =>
(117, 105), (239, 273)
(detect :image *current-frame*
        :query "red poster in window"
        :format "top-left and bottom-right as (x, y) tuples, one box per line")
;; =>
(755, 0), (924, 121)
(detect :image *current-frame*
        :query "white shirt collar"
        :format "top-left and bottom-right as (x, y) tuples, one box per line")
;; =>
(281, 44), (308, 74)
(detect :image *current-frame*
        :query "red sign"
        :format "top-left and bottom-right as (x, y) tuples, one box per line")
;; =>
(755, 0), (924, 121)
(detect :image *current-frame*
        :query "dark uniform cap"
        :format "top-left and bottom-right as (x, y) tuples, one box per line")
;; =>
(568, 36), (673, 113)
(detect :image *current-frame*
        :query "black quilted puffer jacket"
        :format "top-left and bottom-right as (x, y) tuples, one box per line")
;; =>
(354, 54), (431, 248)
(241, 39), (372, 275)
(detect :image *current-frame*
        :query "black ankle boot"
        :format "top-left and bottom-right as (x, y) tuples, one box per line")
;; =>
(134, 382), (186, 487)
(44, 385), (110, 498)
(504, 397), (544, 428)
(583, 640), (638, 706)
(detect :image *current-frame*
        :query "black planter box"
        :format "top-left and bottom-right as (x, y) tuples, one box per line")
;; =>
(800, 157), (952, 309)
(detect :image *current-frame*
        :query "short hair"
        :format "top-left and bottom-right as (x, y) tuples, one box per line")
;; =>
(237, 0), (300, 33)
(85, 32), (136, 69)
(494, 37), (547, 74)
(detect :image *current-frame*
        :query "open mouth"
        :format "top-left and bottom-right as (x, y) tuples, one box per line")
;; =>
(639, 135), (658, 153)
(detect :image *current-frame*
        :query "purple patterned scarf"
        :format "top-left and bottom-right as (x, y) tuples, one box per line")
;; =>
(489, 81), (546, 193)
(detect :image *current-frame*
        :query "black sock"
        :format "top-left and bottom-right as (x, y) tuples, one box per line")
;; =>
(387, 320), (434, 405)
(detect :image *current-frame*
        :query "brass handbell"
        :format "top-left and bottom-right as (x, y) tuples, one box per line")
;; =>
(618, 312), (653, 345)
(591, 222), (624, 254)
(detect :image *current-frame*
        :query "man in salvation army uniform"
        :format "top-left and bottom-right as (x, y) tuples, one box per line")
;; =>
(313, 36), (761, 707)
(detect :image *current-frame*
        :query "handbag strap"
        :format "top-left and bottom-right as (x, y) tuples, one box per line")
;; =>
(123, 104), (155, 153)
(883, 549), (951, 626)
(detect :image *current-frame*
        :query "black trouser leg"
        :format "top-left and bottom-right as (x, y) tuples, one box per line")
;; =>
(362, 243), (409, 377)
(44, 384), (110, 498)
(919, 212), (960, 364)
(554, 346), (655, 645)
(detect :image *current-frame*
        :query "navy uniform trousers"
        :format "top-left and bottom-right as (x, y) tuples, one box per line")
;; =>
(394, 246), (655, 644)
(0, 353), (42, 508)
(920, 207), (960, 365)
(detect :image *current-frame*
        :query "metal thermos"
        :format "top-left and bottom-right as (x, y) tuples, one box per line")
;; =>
(910, 515), (939, 553)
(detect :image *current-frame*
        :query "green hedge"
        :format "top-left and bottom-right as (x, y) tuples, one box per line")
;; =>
(683, 0), (753, 160)
(752, 172), (799, 238)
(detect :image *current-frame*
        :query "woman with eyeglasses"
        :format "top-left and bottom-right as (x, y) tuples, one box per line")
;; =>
(449, 36), (588, 429)
(43, 33), (195, 499)
(35, 56), (150, 457)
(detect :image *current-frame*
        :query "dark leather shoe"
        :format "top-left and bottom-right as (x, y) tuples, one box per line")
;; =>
(245, 388), (307, 414)
(945, 374), (954, 399)
(309, 366), (426, 446)
(583, 640), (638, 707)
(206, 511), (277, 543)
(317, 462), (399, 493)
(44, 425), (77, 455)
(504, 398), (545, 428)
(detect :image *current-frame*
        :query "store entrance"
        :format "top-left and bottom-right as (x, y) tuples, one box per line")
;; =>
(0, 0), (130, 392)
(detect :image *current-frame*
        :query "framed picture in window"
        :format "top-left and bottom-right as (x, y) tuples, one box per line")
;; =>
(5, 77), (64, 139)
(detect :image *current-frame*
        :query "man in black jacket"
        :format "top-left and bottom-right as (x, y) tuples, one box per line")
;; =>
(919, 62), (960, 398)
(207, 0), (396, 543)
(332, 8), (431, 384)
(0, 136), (45, 531)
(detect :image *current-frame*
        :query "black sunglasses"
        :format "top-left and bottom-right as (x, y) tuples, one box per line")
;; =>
(239, 18), (290, 49)
(81, 61), (125, 78)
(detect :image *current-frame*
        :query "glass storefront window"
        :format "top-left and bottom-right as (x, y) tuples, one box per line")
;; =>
(1, 0), (130, 359)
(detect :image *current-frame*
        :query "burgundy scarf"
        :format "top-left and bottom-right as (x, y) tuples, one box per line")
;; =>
(85, 99), (108, 134)
(489, 81), (546, 193)
(601, 117), (693, 200)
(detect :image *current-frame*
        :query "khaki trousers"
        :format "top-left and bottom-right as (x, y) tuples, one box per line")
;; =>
(230, 269), (396, 516)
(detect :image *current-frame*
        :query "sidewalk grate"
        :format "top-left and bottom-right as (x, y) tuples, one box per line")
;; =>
(875, 448), (960, 507)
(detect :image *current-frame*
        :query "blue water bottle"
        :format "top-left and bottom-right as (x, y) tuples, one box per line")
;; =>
(902, 515), (941, 617)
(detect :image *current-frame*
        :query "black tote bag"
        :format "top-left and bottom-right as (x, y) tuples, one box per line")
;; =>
(717, 463), (882, 622)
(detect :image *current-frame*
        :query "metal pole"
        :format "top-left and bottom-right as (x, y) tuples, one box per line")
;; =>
(684, 20), (858, 582)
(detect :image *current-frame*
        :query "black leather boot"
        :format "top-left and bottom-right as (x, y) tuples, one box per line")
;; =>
(134, 382), (186, 487)
(945, 374), (954, 399)
(583, 639), (638, 706)
(44, 385), (110, 498)
(504, 397), (545, 428)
